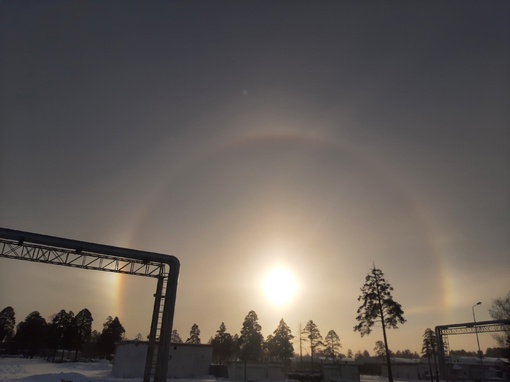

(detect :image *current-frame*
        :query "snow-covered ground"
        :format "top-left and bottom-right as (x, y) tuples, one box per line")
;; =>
(0, 357), (121, 382)
(0, 357), (402, 382)
(0, 357), (217, 382)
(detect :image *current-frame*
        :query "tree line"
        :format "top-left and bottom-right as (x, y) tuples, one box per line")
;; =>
(0, 307), (125, 360)
(1, 266), (508, 380)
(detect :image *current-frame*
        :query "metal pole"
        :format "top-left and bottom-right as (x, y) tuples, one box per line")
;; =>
(154, 262), (180, 382)
(472, 302), (484, 382)
(143, 275), (164, 382)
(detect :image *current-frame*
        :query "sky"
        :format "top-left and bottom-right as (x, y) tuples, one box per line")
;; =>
(1, 1), (509, 355)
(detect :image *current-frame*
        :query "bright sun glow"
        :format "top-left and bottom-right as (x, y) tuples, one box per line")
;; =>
(262, 268), (297, 305)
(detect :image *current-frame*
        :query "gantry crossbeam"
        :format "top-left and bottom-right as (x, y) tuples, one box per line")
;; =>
(0, 227), (179, 382)
(0, 239), (165, 277)
(436, 320), (510, 336)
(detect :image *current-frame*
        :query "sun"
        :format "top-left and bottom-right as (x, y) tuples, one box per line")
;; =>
(262, 268), (297, 305)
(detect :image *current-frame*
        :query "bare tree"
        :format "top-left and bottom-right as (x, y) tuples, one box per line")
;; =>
(489, 290), (510, 348)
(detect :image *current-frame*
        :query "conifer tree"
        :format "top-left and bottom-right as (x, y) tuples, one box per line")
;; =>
(0, 306), (15, 343)
(211, 322), (234, 365)
(422, 328), (439, 382)
(324, 330), (342, 361)
(303, 320), (323, 368)
(171, 329), (183, 343)
(354, 265), (406, 382)
(186, 323), (201, 344)
(266, 319), (294, 366)
(239, 310), (263, 379)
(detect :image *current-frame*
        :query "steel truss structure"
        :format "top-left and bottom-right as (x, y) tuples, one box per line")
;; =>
(0, 227), (180, 382)
(435, 319), (510, 380)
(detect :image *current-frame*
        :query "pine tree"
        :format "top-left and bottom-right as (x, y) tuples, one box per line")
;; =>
(374, 340), (387, 358)
(74, 308), (93, 360)
(211, 322), (234, 365)
(47, 309), (75, 361)
(324, 330), (342, 361)
(354, 265), (406, 382)
(239, 310), (264, 379)
(266, 319), (294, 366)
(97, 316), (125, 359)
(171, 329), (183, 343)
(186, 323), (201, 344)
(422, 328), (439, 382)
(303, 320), (323, 368)
(14, 311), (47, 358)
(0, 306), (15, 343)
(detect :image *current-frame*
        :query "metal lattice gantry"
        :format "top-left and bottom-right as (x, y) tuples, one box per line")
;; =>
(435, 319), (510, 380)
(436, 320), (510, 336)
(0, 227), (180, 382)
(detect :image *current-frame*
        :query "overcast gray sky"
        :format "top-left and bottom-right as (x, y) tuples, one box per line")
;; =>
(1, 1), (509, 354)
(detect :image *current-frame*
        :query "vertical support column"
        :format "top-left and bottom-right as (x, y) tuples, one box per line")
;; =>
(154, 262), (180, 382)
(435, 327), (446, 382)
(144, 275), (164, 382)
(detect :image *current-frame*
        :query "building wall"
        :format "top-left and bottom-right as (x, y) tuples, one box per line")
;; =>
(323, 363), (360, 382)
(112, 341), (212, 378)
(380, 360), (420, 380)
(227, 362), (285, 380)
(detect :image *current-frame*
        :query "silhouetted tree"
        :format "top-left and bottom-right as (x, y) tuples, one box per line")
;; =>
(0, 306), (15, 343)
(394, 349), (419, 358)
(97, 316), (125, 359)
(422, 328), (439, 382)
(211, 322), (234, 365)
(347, 349), (353, 358)
(489, 290), (510, 350)
(374, 340), (386, 358)
(449, 349), (476, 357)
(73, 308), (93, 360)
(324, 330), (342, 361)
(14, 311), (47, 358)
(239, 310), (264, 379)
(303, 320), (323, 368)
(232, 333), (241, 360)
(47, 309), (75, 361)
(171, 329), (183, 343)
(265, 319), (294, 366)
(186, 323), (201, 344)
(297, 323), (305, 365)
(485, 347), (507, 358)
(354, 265), (406, 382)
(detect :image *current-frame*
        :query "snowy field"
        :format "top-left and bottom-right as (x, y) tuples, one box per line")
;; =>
(0, 357), (217, 382)
(0, 357), (401, 382)
(0, 357), (119, 382)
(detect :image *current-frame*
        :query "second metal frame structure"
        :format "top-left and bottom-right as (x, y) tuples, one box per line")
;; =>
(435, 319), (510, 380)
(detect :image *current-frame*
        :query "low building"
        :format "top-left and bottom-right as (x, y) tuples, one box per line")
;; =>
(447, 356), (509, 381)
(227, 361), (286, 380)
(323, 358), (360, 382)
(380, 358), (421, 380)
(112, 341), (212, 378)
(377, 356), (509, 381)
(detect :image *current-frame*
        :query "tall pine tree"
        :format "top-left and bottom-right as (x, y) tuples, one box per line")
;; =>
(354, 265), (406, 382)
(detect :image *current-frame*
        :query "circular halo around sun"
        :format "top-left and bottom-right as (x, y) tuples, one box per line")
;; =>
(262, 268), (297, 305)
